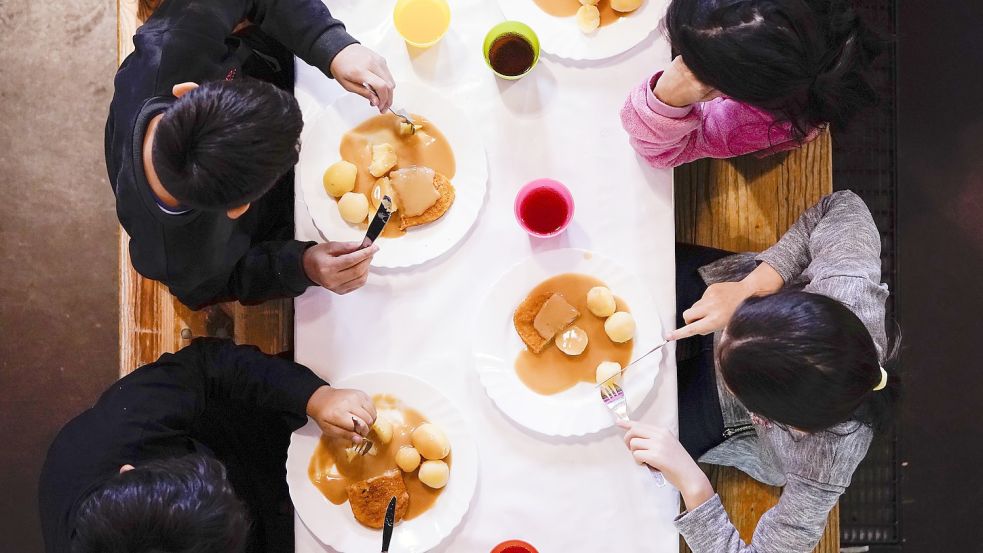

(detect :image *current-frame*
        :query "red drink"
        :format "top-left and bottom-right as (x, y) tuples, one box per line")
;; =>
(514, 179), (574, 237)
(492, 540), (539, 553)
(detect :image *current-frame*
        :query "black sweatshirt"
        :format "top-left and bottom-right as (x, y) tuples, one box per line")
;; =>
(106, 0), (358, 309)
(38, 339), (327, 553)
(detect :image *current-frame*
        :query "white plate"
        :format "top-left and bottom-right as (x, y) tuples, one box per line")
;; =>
(287, 371), (478, 553)
(473, 248), (663, 436)
(497, 0), (662, 61)
(298, 81), (488, 268)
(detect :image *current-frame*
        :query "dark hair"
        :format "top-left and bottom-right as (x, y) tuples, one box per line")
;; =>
(153, 79), (303, 210)
(73, 454), (250, 553)
(718, 291), (899, 433)
(665, 0), (882, 137)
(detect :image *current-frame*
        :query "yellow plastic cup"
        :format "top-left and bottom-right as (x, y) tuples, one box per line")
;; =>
(393, 0), (451, 48)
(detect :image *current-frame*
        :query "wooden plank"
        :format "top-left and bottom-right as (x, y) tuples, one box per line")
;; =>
(675, 129), (832, 251)
(117, 0), (292, 376)
(675, 129), (837, 553)
(234, 300), (293, 355)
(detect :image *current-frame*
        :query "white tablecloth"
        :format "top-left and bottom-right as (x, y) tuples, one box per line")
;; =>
(293, 1), (678, 550)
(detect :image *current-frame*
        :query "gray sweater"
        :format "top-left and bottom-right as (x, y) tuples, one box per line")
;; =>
(675, 190), (890, 553)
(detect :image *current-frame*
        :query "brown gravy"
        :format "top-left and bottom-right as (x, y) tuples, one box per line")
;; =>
(337, 114), (456, 238)
(532, 0), (630, 28)
(308, 394), (450, 524)
(515, 273), (633, 395)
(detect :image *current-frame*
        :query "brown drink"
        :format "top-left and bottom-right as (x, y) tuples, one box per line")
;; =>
(488, 33), (537, 78)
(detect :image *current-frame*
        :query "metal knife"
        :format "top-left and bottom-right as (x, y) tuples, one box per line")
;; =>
(593, 341), (669, 389)
(362, 195), (394, 248)
(381, 496), (397, 553)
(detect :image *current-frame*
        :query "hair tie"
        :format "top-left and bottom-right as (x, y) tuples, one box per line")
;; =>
(872, 366), (888, 391)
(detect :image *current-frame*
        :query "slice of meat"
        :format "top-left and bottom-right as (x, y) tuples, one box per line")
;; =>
(514, 292), (581, 354)
(346, 469), (410, 529)
(398, 172), (455, 230)
(533, 293), (580, 340)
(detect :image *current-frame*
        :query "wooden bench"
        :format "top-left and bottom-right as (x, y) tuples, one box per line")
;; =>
(675, 130), (839, 553)
(117, 2), (837, 550)
(116, 0), (290, 376)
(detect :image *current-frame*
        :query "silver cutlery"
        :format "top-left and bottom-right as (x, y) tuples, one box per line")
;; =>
(381, 496), (397, 552)
(594, 340), (668, 389)
(362, 195), (394, 248)
(363, 82), (417, 132)
(352, 416), (374, 456)
(600, 381), (667, 487)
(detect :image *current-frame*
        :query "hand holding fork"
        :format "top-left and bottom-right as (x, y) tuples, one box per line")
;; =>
(600, 382), (667, 487)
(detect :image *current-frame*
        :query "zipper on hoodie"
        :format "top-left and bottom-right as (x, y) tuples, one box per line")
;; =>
(722, 423), (754, 439)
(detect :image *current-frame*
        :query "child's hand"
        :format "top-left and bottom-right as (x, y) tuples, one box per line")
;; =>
(668, 281), (754, 340)
(330, 44), (395, 112)
(307, 386), (378, 443)
(653, 56), (721, 108)
(618, 421), (714, 511)
(667, 261), (784, 341)
(302, 241), (379, 295)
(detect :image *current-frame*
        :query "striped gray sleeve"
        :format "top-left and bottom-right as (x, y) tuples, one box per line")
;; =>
(676, 476), (844, 553)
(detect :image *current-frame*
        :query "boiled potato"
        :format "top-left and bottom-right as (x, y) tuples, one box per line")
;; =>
(576, 5), (600, 33)
(370, 176), (399, 213)
(556, 326), (588, 356)
(596, 361), (622, 385)
(579, 0), (600, 5)
(371, 417), (393, 444)
(610, 0), (643, 12)
(604, 311), (636, 343)
(418, 460), (450, 489)
(587, 286), (617, 317)
(338, 192), (369, 224)
(395, 446), (422, 473)
(412, 423), (451, 460)
(368, 143), (398, 177)
(323, 161), (357, 198)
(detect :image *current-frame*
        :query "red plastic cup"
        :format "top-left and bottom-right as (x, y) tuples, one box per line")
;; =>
(514, 178), (575, 238)
(491, 539), (539, 553)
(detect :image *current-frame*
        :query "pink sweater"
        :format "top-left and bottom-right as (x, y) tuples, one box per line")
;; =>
(620, 72), (821, 169)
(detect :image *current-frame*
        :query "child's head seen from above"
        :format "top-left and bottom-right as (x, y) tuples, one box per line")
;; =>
(717, 291), (895, 434)
(664, 0), (882, 136)
(152, 79), (304, 211)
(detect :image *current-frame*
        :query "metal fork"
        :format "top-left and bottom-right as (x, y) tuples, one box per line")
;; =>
(600, 382), (667, 487)
(362, 82), (417, 132)
(352, 417), (374, 456)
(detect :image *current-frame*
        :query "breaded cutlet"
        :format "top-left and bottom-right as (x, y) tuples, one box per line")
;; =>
(346, 469), (410, 529)
(398, 172), (455, 230)
(513, 292), (552, 353)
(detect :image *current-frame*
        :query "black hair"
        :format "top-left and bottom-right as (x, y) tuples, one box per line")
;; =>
(718, 291), (899, 433)
(73, 454), (250, 553)
(152, 79), (303, 210)
(664, 0), (883, 138)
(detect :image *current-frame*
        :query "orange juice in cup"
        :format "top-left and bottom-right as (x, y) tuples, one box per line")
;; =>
(393, 0), (451, 48)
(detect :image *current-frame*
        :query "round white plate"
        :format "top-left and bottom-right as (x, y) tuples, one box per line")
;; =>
(497, 0), (662, 61)
(298, 81), (488, 268)
(473, 248), (663, 436)
(287, 372), (478, 553)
